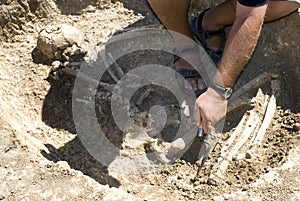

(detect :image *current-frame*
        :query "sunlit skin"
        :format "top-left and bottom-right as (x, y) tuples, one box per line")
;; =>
(147, 0), (299, 133)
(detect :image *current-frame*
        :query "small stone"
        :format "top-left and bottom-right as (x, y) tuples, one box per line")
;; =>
(245, 151), (252, 159)
(223, 194), (231, 200)
(213, 196), (224, 201)
(288, 119), (295, 125)
(169, 138), (186, 153)
(189, 194), (195, 200)
(292, 123), (300, 131)
(242, 186), (249, 191)
(248, 177), (254, 182)
(283, 109), (290, 116)
(51, 60), (61, 70)
(177, 174), (183, 179)
(0, 195), (5, 200)
(199, 178), (207, 184)
(207, 178), (217, 186)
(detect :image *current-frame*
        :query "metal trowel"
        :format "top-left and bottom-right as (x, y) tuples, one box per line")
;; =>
(196, 127), (221, 176)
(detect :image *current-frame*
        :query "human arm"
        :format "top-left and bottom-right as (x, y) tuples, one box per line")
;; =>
(214, 2), (268, 87)
(194, 2), (268, 133)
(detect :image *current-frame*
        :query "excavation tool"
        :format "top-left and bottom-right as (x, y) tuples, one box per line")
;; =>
(196, 127), (221, 176)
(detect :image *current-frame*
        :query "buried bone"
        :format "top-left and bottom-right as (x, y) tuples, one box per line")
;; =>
(210, 83), (278, 181)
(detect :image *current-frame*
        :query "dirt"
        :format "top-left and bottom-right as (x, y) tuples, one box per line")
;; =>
(0, 0), (299, 200)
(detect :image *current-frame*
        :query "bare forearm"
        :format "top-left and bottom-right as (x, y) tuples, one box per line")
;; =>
(214, 3), (268, 87)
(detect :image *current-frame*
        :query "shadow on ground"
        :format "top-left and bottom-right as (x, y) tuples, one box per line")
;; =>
(36, 0), (299, 187)
(41, 137), (121, 187)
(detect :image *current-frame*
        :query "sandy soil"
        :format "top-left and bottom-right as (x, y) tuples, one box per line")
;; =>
(0, 0), (299, 200)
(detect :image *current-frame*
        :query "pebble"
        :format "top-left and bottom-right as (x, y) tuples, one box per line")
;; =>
(248, 177), (254, 182)
(189, 194), (195, 200)
(207, 178), (217, 186)
(213, 195), (224, 201)
(283, 109), (290, 116)
(245, 151), (252, 159)
(242, 186), (249, 191)
(51, 60), (61, 70)
(0, 195), (4, 200)
(223, 194), (231, 200)
(199, 178), (207, 184)
(292, 123), (300, 131)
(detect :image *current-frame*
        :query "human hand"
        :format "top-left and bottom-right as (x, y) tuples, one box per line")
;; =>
(193, 87), (228, 134)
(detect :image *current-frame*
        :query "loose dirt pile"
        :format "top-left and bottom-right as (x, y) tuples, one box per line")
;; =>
(0, 0), (299, 200)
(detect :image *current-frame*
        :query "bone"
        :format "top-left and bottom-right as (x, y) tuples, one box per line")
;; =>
(230, 72), (276, 101)
(99, 50), (120, 82)
(220, 114), (247, 158)
(107, 68), (120, 83)
(136, 88), (154, 106)
(108, 53), (125, 78)
(226, 112), (260, 160)
(210, 89), (271, 180)
(211, 111), (260, 180)
(61, 68), (115, 91)
(227, 97), (254, 113)
(250, 95), (277, 149)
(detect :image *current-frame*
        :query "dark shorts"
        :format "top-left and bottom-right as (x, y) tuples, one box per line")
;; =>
(238, 0), (268, 7)
(238, 0), (300, 6)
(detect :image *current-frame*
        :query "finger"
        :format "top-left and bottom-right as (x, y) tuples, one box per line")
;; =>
(202, 116), (214, 135)
(200, 113), (207, 134)
(193, 102), (202, 127)
(198, 107), (209, 134)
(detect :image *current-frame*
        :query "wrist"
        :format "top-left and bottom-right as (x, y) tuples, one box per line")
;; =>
(209, 82), (233, 99)
(213, 71), (234, 89)
(207, 87), (226, 101)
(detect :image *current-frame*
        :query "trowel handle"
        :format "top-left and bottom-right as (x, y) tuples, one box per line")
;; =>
(197, 128), (204, 138)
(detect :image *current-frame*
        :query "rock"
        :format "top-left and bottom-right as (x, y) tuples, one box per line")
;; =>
(213, 196), (224, 201)
(292, 123), (300, 131)
(283, 109), (290, 116)
(37, 24), (84, 60)
(51, 60), (61, 70)
(242, 186), (249, 191)
(169, 138), (186, 153)
(207, 178), (217, 186)
(245, 151), (253, 159)
(29, 0), (58, 18)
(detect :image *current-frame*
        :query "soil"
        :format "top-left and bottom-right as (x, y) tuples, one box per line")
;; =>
(0, 0), (299, 200)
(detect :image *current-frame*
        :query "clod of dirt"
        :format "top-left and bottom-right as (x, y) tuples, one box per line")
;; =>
(37, 24), (84, 61)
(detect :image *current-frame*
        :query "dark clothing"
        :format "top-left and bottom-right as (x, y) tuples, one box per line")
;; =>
(238, 0), (268, 7)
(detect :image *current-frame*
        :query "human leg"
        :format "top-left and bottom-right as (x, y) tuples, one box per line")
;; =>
(147, 0), (193, 43)
(194, 0), (299, 52)
(147, 0), (206, 94)
(265, 1), (299, 22)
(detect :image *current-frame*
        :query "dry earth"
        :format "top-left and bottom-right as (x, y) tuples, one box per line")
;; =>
(0, 0), (299, 200)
